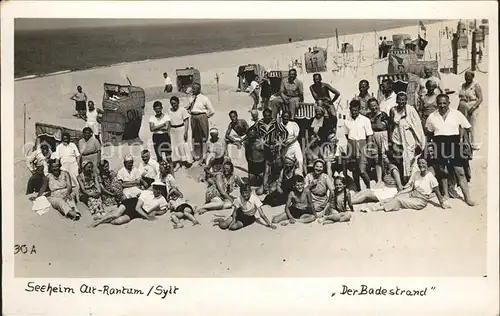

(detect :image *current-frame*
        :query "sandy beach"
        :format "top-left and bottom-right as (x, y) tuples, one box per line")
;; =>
(14, 20), (488, 277)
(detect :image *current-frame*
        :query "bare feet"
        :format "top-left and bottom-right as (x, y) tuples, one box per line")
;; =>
(192, 220), (201, 226)
(448, 187), (460, 199)
(173, 223), (184, 229)
(466, 200), (477, 207)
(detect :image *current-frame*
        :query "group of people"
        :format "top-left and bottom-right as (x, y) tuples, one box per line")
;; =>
(197, 67), (481, 227)
(27, 65), (482, 231)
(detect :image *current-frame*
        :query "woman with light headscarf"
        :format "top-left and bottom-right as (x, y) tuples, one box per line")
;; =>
(305, 106), (336, 166)
(388, 92), (426, 184)
(458, 70), (483, 150)
(304, 159), (334, 213)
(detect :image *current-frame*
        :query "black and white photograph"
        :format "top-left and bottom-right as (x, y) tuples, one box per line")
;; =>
(2, 1), (498, 315)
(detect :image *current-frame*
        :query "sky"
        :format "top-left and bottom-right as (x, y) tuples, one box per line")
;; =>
(15, 19), (218, 31)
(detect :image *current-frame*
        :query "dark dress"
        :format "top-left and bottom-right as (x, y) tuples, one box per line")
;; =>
(262, 170), (296, 207)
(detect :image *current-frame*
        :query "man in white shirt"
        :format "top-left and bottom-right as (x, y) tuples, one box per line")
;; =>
(163, 72), (173, 93)
(378, 79), (397, 114)
(425, 94), (475, 206)
(281, 111), (304, 175)
(116, 154), (147, 199)
(343, 99), (374, 191)
(188, 83), (215, 161)
(138, 149), (160, 188)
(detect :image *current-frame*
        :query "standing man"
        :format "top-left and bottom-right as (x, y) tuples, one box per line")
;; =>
(378, 36), (384, 59)
(309, 73), (340, 118)
(425, 94), (476, 206)
(163, 72), (173, 93)
(149, 101), (171, 162)
(378, 79), (397, 114)
(255, 108), (289, 193)
(188, 83), (215, 161)
(270, 68), (304, 120)
(260, 72), (272, 111)
(382, 37), (389, 57)
(343, 99), (374, 191)
(70, 85), (87, 119)
(354, 79), (372, 115)
(85, 101), (104, 143)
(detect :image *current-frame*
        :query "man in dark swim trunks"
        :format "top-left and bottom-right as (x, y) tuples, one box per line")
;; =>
(309, 73), (340, 118)
(224, 110), (249, 149)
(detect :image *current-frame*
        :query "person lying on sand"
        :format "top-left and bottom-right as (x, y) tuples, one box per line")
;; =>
(213, 184), (276, 231)
(360, 157), (450, 213)
(91, 181), (168, 227)
(349, 162), (403, 205)
(272, 175), (317, 225)
(318, 176), (353, 225)
(168, 188), (200, 229)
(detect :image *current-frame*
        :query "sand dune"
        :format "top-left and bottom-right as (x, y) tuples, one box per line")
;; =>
(14, 20), (488, 277)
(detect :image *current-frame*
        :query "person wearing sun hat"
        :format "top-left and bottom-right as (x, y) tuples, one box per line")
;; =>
(91, 180), (168, 227)
(116, 154), (146, 199)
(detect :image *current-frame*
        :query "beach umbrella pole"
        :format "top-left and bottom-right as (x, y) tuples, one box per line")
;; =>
(215, 73), (220, 101)
(23, 103), (26, 146)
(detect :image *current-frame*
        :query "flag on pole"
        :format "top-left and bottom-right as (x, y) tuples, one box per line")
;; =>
(419, 20), (427, 32)
(417, 35), (428, 50)
(335, 28), (339, 49)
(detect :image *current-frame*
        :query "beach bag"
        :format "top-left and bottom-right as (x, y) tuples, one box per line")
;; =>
(32, 196), (51, 216)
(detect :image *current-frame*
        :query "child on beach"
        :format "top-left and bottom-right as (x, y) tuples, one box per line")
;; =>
(168, 188), (200, 229)
(272, 175), (317, 225)
(318, 176), (353, 225)
(213, 184), (276, 231)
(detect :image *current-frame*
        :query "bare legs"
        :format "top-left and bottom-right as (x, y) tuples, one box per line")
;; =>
(171, 207), (200, 229)
(350, 189), (378, 204)
(271, 212), (316, 224)
(196, 198), (233, 215)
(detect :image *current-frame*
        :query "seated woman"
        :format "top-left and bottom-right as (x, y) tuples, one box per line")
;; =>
(91, 181), (168, 227)
(196, 161), (243, 215)
(272, 175), (317, 225)
(34, 159), (81, 220)
(350, 162), (403, 204)
(360, 157), (450, 213)
(200, 128), (230, 183)
(156, 160), (178, 199)
(305, 106), (336, 167)
(318, 176), (353, 224)
(213, 184), (276, 231)
(98, 160), (123, 208)
(304, 159), (334, 214)
(262, 156), (301, 207)
(77, 161), (106, 220)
